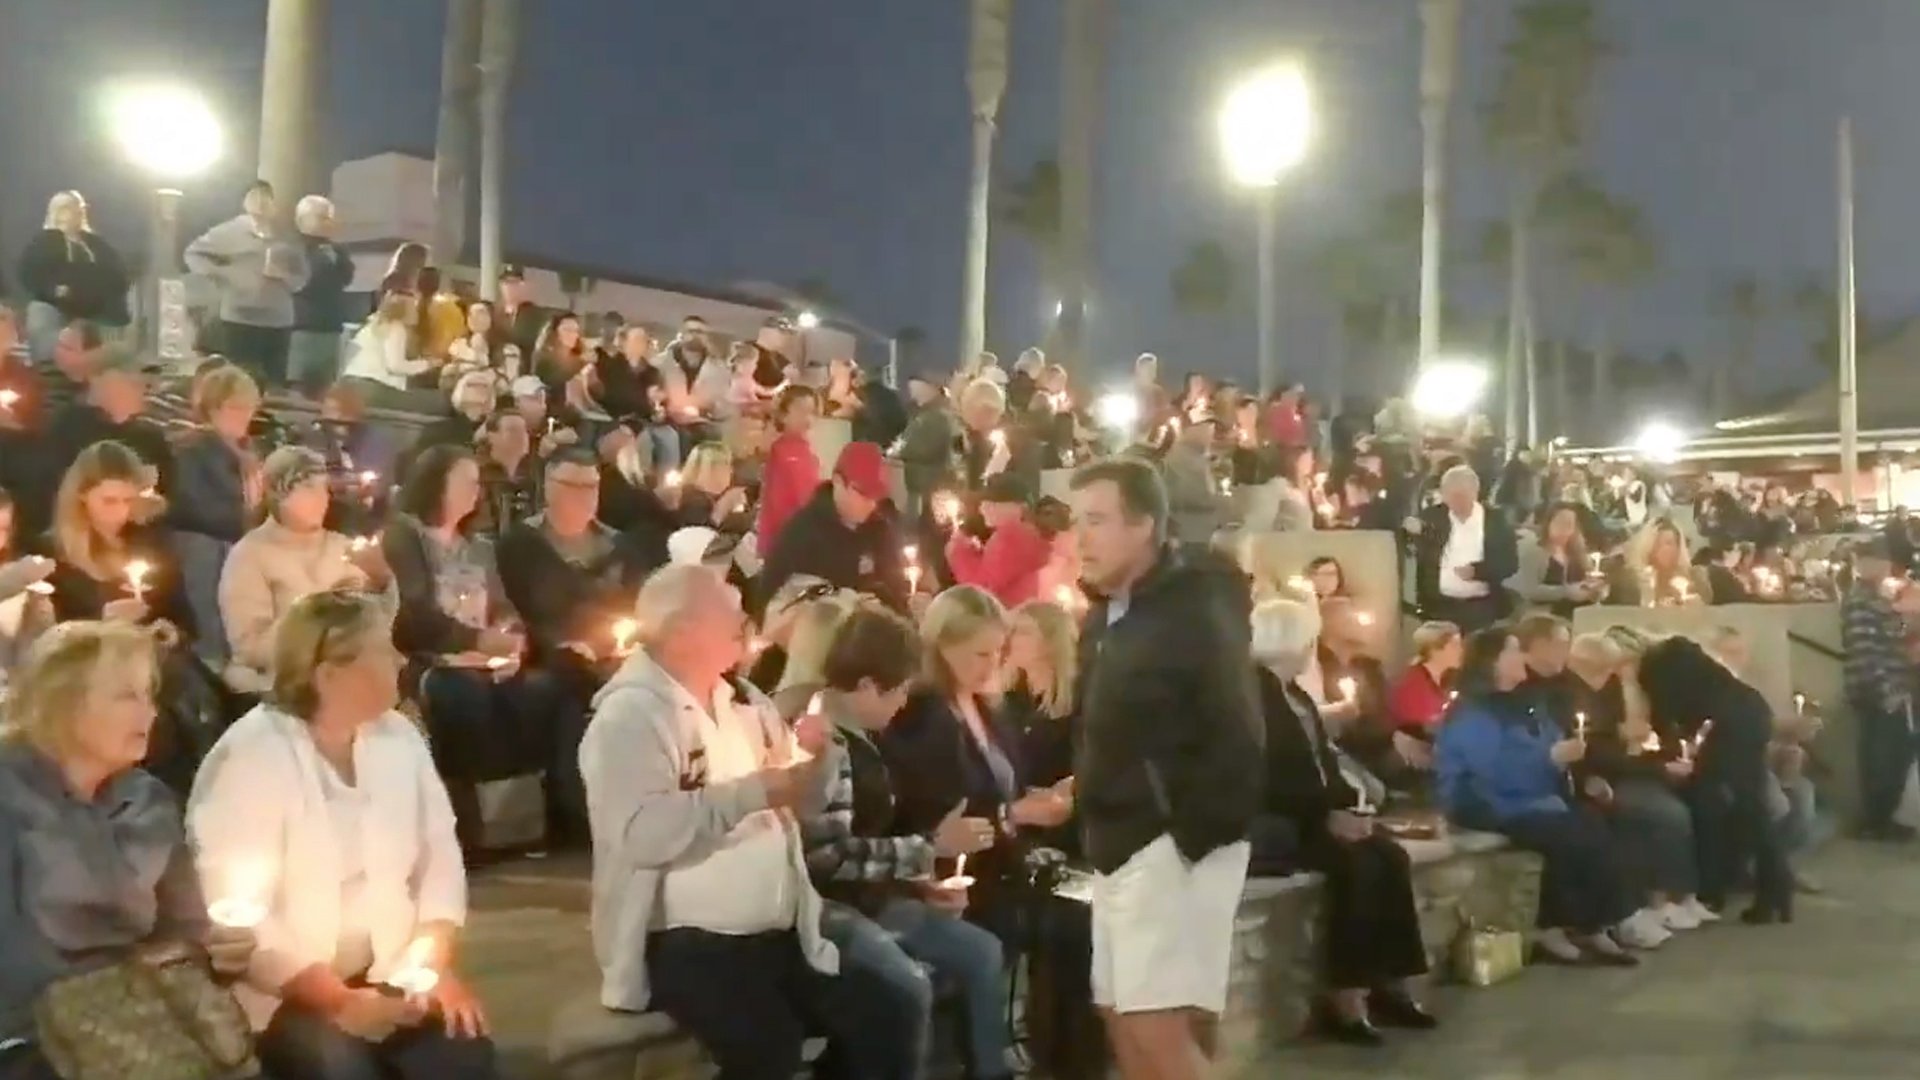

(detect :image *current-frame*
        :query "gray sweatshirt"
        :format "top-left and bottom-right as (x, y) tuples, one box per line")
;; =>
(183, 214), (311, 329)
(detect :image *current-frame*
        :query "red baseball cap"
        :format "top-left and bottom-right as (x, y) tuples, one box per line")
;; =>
(833, 442), (891, 501)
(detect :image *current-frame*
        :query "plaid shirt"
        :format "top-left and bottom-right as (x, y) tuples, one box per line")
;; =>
(1842, 583), (1913, 713)
(801, 722), (937, 892)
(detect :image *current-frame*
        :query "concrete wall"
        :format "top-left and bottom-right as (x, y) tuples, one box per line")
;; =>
(1235, 529), (1406, 667)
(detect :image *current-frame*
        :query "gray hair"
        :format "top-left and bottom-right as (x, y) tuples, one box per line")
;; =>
(1440, 464), (1480, 496)
(1250, 598), (1321, 677)
(632, 564), (728, 645)
(294, 195), (335, 231)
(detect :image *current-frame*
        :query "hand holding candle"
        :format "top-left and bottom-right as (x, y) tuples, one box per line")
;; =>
(940, 853), (976, 890)
(1575, 711), (1588, 740)
(385, 936), (442, 998)
(612, 617), (637, 656)
(1336, 676), (1358, 703)
(124, 558), (151, 600)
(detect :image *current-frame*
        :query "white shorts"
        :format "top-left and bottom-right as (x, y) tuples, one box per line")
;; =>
(1090, 834), (1251, 1015)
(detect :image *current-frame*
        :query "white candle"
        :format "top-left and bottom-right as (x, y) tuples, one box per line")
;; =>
(905, 565), (922, 594)
(1672, 576), (1692, 602)
(1588, 552), (1603, 576)
(1054, 584), (1077, 608)
(1337, 676), (1357, 702)
(25, 581), (53, 596)
(0, 388), (17, 411)
(612, 617), (638, 654)
(989, 429), (1006, 449)
(207, 898), (266, 930)
(486, 655), (510, 670)
(358, 470), (378, 489)
(941, 853), (975, 889)
(902, 544), (918, 564)
(663, 469), (682, 488)
(1575, 712), (1588, 739)
(125, 559), (151, 600)
(1792, 692), (1807, 717)
(385, 937), (441, 997)
(1641, 731), (1660, 754)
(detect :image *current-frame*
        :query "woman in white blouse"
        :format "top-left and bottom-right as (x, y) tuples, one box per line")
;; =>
(339, 273), (433, 409)
(188, 588), (500, 1080)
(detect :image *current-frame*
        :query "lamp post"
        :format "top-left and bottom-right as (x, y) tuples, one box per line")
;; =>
(1220, 62), (1312, 398)
(1410, 358), (1490, 423)
(108, 84), (221, 368)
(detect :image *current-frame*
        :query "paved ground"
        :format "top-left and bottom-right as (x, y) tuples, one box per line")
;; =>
(464, 842), (1920, 1079)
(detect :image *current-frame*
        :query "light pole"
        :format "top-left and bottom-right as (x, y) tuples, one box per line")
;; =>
(108, 83), (222, 368)
(1219, 62), (1313, 397)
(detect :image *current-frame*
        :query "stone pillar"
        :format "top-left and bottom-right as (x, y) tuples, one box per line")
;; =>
(258, 0), (328, 197)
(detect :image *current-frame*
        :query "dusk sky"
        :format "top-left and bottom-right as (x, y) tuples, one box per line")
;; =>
(4, 0), (1917, 398)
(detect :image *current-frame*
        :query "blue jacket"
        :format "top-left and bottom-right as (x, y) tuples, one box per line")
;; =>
(1434, 691), (1570, 825)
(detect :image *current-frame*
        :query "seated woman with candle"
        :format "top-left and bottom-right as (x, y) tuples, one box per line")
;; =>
(0, 621), (255, 1080)
(0, 488), (58, 693)
(1386, 621), (1463, 734)
(1001, 598), (1080, 796)
(1250, 598), (1434, 1045)
(168, 364), (263, 671)
(38, 440), (194, 632)
(1434, 628), (1642, 966)
(1611, 519), (1711, 608)
(1306, 598), (1413, 793)
(383, 444), (542, 854)
(220, 447), (389, 696)
(880, 586), (1073, 942)
(1508, 503), (1607, 618)
(672, 441), (755, 537)
(188, 588), (500, 1080)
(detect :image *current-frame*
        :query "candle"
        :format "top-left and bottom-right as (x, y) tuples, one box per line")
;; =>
(485, 655), (511, 670)
(1054, 584), (1077, 608)
(941, 853), (975, 890)
(0, 388), (17, 411)
(905, 565), (922, 594)
(207, 898), (266, 930)
(663, 469), (682, 488)
(358, 469), (378, 489)
(1575, 711), (1588, 740)
(1313, 471), (1328, 491)
(125, 559), (151, 600)
(1336, 676), (1357, 702)
(385, 937), (441, 997)
(1641, 731), (1661, 754)
(1672, 576), (1692, 602)
(935, 494), (962, 526)
(612, 617), (637, 655)
(1792, 692), (1807, 717)
(902, 544), (918, 564)
(1587, 552), (1603, 576)
(989, 429), (1007, 449)
(1679, 737), (1694, 764)
(1355, 611), (1374, 628)
(1286, 575), (1312, 595)
(1219, 476), (1234, 496)
(25, 581), (53, 596)
(681, 405), (700, 420)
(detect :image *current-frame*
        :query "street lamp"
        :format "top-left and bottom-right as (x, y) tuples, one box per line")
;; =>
(108, 83), (222, 368)
(1219, 61), (1313, 397)
(1410, 358), (1489, 421)
(1631, 420), (1688, 464)
(795, 309), (821, 330)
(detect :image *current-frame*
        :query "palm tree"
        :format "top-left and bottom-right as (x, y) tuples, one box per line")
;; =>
(1309, 234), (1398, 401)
(259, 0), (330, 199)
(1056, 0), (1108, 378)
(1484, 0), (1610, 440)
(1169, 240), (1236, 319)
(432, 0), (482, 264)
(1545, 176), (1655, 439)
(999, 158), (1062, 290)
(476, 0), (519, 301)
(961, 0), (1014, 371)
(1417, 0), (1465, 367)
(1714, 276), (1765, 421)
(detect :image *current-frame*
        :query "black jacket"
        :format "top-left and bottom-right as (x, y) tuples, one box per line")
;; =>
(293, 233), (355, 332)
(594, 352), (664, 423)
(1636, 635), (1772, 752)
(18, 229), (131, 324)
(1413, 502), (1518, 618)
(1257, 668), (1360, 830)
(758, 485), (909, 615)
(880, 688), (1029, 900)
(496, 518), (654, 666)
(1076, 546), (1264, 873)
(166, 430), (251, 543)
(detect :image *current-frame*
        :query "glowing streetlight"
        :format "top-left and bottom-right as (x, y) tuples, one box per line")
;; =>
(795, 310), (821, 331)
(106, 82), (222, 370)
(1219, 61), (1314, 397)
(1410, 359), (1490, 420)
(1631, 420), (1688, 464)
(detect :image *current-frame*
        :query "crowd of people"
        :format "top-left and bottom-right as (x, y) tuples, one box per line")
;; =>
(0, 185), (1891, 1080)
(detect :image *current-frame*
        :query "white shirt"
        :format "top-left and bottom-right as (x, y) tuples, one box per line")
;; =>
(659, 681), (799, 934)
(317, 758), (375, 978)
(1439, 503), (1491, 599)
(341, 321), (432, 390)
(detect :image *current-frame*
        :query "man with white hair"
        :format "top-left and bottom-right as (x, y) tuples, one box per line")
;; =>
(580, 566), (918, 1080)
(288, 194), (355, 396)
(1413, 464), (1516, 633)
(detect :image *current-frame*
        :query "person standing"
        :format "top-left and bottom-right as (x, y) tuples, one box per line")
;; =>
(1069, 458), (1263, 1080)
(287, 196), (355, 397)
(1414, 465), (1517, 634)
(1842, 536), (1918, 842)
(17, 190), (130, 362)
(183, 180), (310, 386)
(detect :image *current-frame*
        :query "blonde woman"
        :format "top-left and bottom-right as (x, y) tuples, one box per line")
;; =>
(957, 378), (1012, 489)
(1616, 520), (1710, 607)
(770, 593), (859, 721)
(189, 589), (501, 1079)
(880, 586), (1071, 937)
(19, 190), (130, 360)
(1387, 620), (1463, 732)
(340, 273), (433, 405)
(41, 440), (192, 632)
(0, 622), (253, 1076)
(1003, 599), (1079, 788)
(170, 364), (264, 666)
(676, 441), (753, 535)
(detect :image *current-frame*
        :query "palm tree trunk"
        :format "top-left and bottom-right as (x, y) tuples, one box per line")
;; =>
(1056, 0), (1107, 380)
(433, 0), (483, 264)
(259, 0), (328, 199)
(1592, 324), (1613, 440)
(476, 0), (518, 302)
(1417, 0), (1463, 367)
(1553, 337), (1572, 442)
(1504, 194), (1529, 442)
(960, 0), (1013, 373)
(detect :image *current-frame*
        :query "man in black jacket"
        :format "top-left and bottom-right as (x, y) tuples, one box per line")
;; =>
(1413, 464), (1517, 634)
(497, 447), (657, 846)
(1069, 457), (1262, 1080)
(758, 442), (910, 614)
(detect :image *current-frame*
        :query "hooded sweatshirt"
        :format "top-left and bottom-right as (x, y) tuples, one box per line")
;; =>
(182, 214), (310, 329)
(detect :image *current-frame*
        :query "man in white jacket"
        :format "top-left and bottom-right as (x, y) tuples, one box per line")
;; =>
(581, 565), (919, 1080)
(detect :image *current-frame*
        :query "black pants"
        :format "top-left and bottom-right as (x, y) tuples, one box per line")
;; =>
(257, 1003), (501, 1080)
(1428, 594), (1504, 635)
(647, 927), (918, 1080)
(1299, 830), (1429, 989)
(419, 665), (553, 850)
(1497, 806), (1634, 933)
(216, 320), (292, 386)
(1854, 700), (1916, 830)
(525, 657), (599, 846)
(1693, 723), (1793, 915)
(0, 1045), (56, 1080)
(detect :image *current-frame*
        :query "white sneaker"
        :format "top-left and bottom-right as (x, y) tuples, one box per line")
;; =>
(1682, 897), (1722, 925)
(1615, 909), (1672, 950)
(1659, 901), (1701, 931)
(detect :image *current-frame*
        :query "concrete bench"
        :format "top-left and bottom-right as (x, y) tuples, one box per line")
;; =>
(1214, 828), (1543, 1075)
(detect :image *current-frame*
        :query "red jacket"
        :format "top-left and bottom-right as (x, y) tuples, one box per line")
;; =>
(945, 516), (1051, 607)
(756, 431), (821, 550)
(1265, 402), (1306, 448)
(1387, 663), (1451, 732)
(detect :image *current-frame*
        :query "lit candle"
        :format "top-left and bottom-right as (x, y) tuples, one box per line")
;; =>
(905, 565), (922, 594)
(0, 388), (17, 411)
(663, 469), (682, 488)
(125, 559), (151, 600)
(1219, 476), (1233, 496)
(1587, 552), (1603, 577)
(1313, 471), (1329, 491)
(1792, 692), (1807, 717)
(1337, 676), (1357, 702)
(25, 581), (53, 596)
(207, 898), (266, 930)
(941, 853), (975, 890)
(1286, 575), (1312, 595)
(1672, 576), (1692, 603)
(681, 405), (700, 420)
(989, 429), (1007, 449)
(935, 494), (962, 526)
(358, 469), (378, 489)
(1355, 611), (1374, 628)
(485, 655), (510, 670)
(902, 544), (918, 564)
(384, 937), (441, 997)
(1575, 712), (1588, 740)
(1641, 731), (1660, 754)
(1054, 584), (1077, 608)
(612, 617), (637, 655)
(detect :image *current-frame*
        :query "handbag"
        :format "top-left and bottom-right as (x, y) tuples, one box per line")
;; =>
(1451, 920), (1526, 988)
(34, 943), (259, 1080)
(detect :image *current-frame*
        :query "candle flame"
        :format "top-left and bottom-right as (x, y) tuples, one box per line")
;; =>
(0, 389), (17, 408)
(902, 544), (918, 564)
(1337, 676), (1357, 701)
(663, 469), (682, 487)
(612, 617), (637, 652)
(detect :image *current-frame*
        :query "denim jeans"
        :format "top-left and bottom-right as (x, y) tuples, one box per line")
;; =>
(288, 327), (345, 397)
(24, 302), (62, 365)
(876, 896), (1010, 1079)
(643, 423), (683, 471)
(255, 1004), (501, 1080)
(172, 530), (232, 670)
(1775, 773), (1832, 855)
(1610, 777), (1698, 897)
